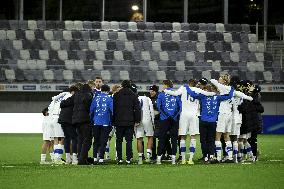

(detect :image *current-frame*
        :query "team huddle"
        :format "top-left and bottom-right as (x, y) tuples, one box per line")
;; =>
(40, 74), (264, 165)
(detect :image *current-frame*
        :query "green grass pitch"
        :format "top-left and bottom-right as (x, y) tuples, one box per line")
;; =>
(0, 134), (283, 189)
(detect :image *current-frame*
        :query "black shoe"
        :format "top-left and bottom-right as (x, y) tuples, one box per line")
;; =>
(209, 159), (220, 164)
(224, 159), (234, 163)
(117, 160), (123, 165)
(78, 160), (91, 165)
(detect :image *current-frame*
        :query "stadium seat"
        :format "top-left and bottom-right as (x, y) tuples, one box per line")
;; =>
(63, 70), (73, 82)
(43, 69), (54, 81)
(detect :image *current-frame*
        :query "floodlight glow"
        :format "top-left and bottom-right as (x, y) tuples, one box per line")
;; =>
(132, 5), (139, 11)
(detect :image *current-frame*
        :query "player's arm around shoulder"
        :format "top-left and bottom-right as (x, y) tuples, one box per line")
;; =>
(164, 86), (183, 96)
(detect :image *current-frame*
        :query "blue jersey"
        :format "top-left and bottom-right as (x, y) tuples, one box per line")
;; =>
(157, 88), (182, 121)
(90, 93), (113, 126)
(92, 88), (101, 97)
(186, 87), (234, 122)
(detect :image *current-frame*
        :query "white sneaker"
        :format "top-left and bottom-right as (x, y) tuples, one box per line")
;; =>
(156, 160), (161, 165)
(171, 155), (176, 165)
(138, 157), (143, 165)
(71, 154), (77, 164)
(66, 158), (72, 164)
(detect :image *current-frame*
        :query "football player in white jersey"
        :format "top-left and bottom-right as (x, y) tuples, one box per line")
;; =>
(136, 94), (155, 164)
(40, 107), (54, 164)
(164, 79), (215, 164)
(48, 90), (72, 164)
(210, 75), (253, 163)
(130, 84), (155, 164)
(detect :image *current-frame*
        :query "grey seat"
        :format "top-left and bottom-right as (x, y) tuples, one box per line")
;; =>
(116, 40), (125, 51)
(43, 70), (54, 81)
(241, 24), (251, 33)
(92, 21), (101, 29)
(199, 23), (208, 31)
(179, 32), (189, 41)
(208, 23), (216, 32)
(106, 41), (117, 50)
(83, 21), (92, 30)
(189, 23), (199, 31)
(109, 31), (118, 40)
(53, 69), (63, 82)
(9, 20), (19, 29)
(0, 20), (9, 29)
(19, 20), (28, 29)
(90, 31), (100, 40)
(154, 22), (164, 30)
(181, 23), (190, 31)
(145, 22), (155, 30)
(119, 22), (128, 30)
(137, 22), (146, 30)
(188, 31), (198, 41)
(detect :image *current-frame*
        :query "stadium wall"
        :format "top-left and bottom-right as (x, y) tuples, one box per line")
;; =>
(0, 91), (283, 134)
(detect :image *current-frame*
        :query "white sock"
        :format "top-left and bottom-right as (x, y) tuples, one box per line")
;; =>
(58, 144), (64, 160)
(72, 153), (77, 162)
(146, 149), (152, 159)
(233, 141), (238, 159)
(138, 153), (143, 162)
(41, 154), (46, 162)
(215, 141), (222, 161)
(172, 155), (176, 164)
(238, 142), (244, 158)
(66, 153), (71, 162)
(53, 144), (60, 161)
(189, 139), (196, 161)
(225, 141), (233, 160)
(157, 156), (162, 162)
(244, 142), (253, 158)
(94, 157), (98, 162)
(180, 139), (186, 161)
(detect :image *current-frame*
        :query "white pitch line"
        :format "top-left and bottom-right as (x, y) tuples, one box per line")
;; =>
(2, 165), (15, 168)
(268, 160), (283, 162)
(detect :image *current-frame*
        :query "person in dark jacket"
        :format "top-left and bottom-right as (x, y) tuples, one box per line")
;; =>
(58, 85), (79, 164)
(248, 85), (263, 160)
(238, 82), (264, 162)
(72, 83), (93, 165)
(113, 80), (141, 164)
(149, 85), (160, 160)
(156, 80), (182, 165)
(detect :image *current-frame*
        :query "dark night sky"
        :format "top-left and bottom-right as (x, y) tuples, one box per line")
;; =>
(0, 0), (283, 24)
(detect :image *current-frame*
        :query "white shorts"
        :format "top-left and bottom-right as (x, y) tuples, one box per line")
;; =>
(50, 116), (64, 138)
(109, 126), (116, 137)
(238, 132), (251, 139)
(42, 121), (54, 141)
(231, 122), (241, 136)
(135, 120), (154, 138)
(179, 114), (199, 136)
(216, 113), (232, 133)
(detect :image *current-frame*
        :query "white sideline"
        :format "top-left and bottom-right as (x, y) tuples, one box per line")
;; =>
(0, 113), (43, 133)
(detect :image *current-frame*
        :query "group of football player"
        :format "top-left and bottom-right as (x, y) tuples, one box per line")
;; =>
(40, 74), (264, 165)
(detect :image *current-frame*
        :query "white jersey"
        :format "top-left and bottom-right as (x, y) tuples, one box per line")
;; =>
(164, 85), (215, 116)
(138, 96), (155, 124)
(210, 80), (253, 116)
(232, 91), (252, 124)
(210, 79), (233, 115)
(232, 96), (243, 124)
(48, 92), (71, 117)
